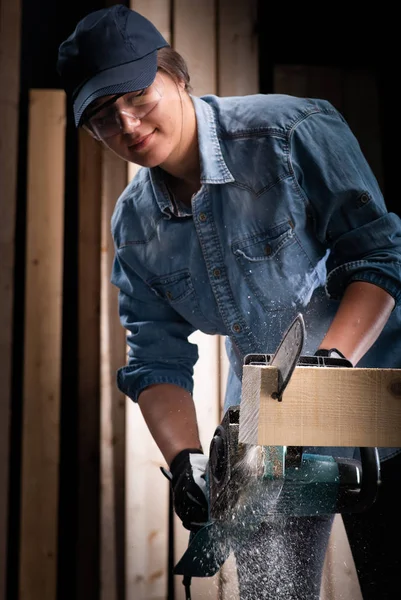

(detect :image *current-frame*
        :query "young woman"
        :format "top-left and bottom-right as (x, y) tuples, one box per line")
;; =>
(58, 5), (401, 599)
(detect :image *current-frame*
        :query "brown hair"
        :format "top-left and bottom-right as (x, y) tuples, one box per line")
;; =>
(157, 47), (192, 93)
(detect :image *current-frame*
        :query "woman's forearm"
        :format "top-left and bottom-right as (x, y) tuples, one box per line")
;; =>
(138, 383), (202, 466)
(318, 281), (395, 365)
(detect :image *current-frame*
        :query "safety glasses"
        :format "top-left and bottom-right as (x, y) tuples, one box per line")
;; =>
(83, 78), (164, 140)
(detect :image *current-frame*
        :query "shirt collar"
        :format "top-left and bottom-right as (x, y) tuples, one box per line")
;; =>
(191, 95), (234, 185)
(149, 95), (234, 217)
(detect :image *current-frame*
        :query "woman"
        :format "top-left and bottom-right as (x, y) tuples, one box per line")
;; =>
(58, 5), (401, 599)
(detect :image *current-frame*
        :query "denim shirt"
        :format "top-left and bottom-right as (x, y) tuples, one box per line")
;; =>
(111, 93), (401, 461)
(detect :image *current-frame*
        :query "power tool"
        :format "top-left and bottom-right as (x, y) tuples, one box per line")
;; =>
(174, 314), (381, 591)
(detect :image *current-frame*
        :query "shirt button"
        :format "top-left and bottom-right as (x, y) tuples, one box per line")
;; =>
(213, 268), (221, 278)
(264, 244), (272, 256)
(232, 323), (242, 333)
(359, 193), (370, 205)
(199, 212), (207, 222)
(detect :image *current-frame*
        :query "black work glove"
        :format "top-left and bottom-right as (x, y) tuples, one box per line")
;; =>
(314, 347), (353, 367)
(161, 448), (209, 531)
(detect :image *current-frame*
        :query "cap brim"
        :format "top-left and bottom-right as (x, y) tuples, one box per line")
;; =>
(73, 50), (158, 126)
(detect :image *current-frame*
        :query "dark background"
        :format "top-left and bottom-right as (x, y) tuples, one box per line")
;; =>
(8, 1), (398, 599)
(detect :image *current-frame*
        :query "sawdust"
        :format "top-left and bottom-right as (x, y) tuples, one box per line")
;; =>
(217, 446), (333, 599)
(226, 513), (333, 600)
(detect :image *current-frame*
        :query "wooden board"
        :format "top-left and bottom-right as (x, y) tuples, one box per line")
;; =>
(274, 65), (343, 110)
(320, 515), (363, 600)
(239, 365), (401, 447)
(274, 64), (366, 600)
(174, 0), (216, 96)
(0, 0), (21, 595)
(274, 65), (383, 185)
(19, 89), (65, 600)
(218, 0), (258, 97)
(217, 4), (258, 594)
(173, 2), (220, 598)
(126, 5), (172, 599)
(100, 148), (128, 600)
(76, 128), (102, 600)
(343, 68), (383, 187)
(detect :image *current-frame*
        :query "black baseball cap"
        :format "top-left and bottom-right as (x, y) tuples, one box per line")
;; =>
(57, 4), (169, 126)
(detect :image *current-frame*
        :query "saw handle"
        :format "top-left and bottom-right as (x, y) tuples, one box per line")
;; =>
(337, 447), (381, 514)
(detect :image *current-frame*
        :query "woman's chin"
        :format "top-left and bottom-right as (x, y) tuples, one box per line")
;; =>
(128, 147), (171, 169)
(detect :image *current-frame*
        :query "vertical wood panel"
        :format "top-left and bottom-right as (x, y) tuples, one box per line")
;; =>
(100, 148), (128, 600)
(126, 4), (171, 600)
(321, 515), (363, 600)
(77, 129), (102, 600)
(218, 0), (258, 97)
(217, 2), (258, 595)
(274, 64), (364, 600)
(273, 65), (309, 98)
(174, 0), (217, 96)
(173, 2), (220, 598)
(0, 0), (21, 595)
(343, 69), (383, 187)
(19, 89), (65, 600)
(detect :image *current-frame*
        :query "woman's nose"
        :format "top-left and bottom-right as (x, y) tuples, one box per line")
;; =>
(118, 111), (141, 133)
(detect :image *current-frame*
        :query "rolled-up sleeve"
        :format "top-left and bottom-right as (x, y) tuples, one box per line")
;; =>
(289, 106), (401, 305)
(111, 249), (199, 402)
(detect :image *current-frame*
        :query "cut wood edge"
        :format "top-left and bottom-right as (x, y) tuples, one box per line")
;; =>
(239, 365), (401, 447)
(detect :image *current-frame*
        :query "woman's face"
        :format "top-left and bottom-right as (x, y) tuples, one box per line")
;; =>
(85, 72), (188, 168)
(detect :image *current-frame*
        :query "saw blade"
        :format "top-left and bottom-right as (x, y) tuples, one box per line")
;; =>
(270, 313), (305, 401)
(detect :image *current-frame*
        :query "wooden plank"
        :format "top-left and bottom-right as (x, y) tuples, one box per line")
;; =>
(76, 130), (102, 600)
(218, 0), (258, 96)
(128, 0), (171, 185)
(100, 147), (128, 600)
(174, 0), (216, 96)
(217, 4), (258, 595)
(274, 65), (309, 98)
(239, 365), (401, 447)
(122, 163), (170, 598)
(0, 0), (21, 595)
(274, 65), (343, 111)
(321, 515), (363, 600)
(125, 395), (170, 600)
(125, 5), (172, 599)
(19, 89), (65, 600)
(173, 2), (220, 598)
(343, 68), (383, 188)
(174, 333), (220, 600)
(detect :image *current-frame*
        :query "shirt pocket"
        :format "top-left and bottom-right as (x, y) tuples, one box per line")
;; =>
(148, 269), (217, 334)
(232, 221), (318, 311)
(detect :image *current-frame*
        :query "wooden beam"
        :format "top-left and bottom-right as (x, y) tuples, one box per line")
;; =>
(174, 0), (216, 96)
(239, 365), (401, 447)
(273, 65), (366, 600)
(218, 0), (258, 97)
(321, 515), (362, 600)
(217, 3), (258, 595)
(19, 89), (65, 600)
(100, 147), (128, 600)
(0, 0), (21, 595)
(173, 2), (220, 598)
(77, 129), (102, 600)
(126, 4), (172, 599)
(343, 68), (383, 188)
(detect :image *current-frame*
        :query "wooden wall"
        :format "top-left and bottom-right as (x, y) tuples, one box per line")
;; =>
(126, 2), (258, 599)
(0, 1), (21, 597)
(273, 63), (386, 600)
(0, 1), (392, 600)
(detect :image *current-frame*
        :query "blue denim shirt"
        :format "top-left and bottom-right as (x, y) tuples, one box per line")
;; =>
(111, 93), (401, 461)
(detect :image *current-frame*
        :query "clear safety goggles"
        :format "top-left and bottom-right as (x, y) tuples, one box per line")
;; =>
(84, 78), (164, 140)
